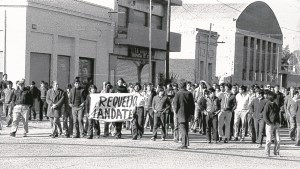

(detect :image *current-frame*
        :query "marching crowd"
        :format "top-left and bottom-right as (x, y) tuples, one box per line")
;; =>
(1, 73), (300, 156)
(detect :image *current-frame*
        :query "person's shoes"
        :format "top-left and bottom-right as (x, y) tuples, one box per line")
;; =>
(150, 129), (153, 132)
(257, 144), (263, 148)
(96, 136), (100, 139)
(240, 138), (245, 142)
(199, 130), (203, 134)
(150, 137), (156, 141)
(6, 124), (11, 127)
(207, 140), (212, 144)
(291, 137), (296, 141)
(23, 133), (27, 137)
(10, 132), (16, 137)
(224, 138), (228, 143)
(274, 152), (281, 157)
(64, 134), (70, 138)
(174, 139), (179, 143)
(51, 135), (56, 138)
(202, 132), (206, 135)
(177, 146), (188, 149)
(233, 137), (238, 141)
(215, 141), (218, 144)
(219, 137), (222, 142)
(87, 136), (93, 139)
(115, 135), (121, 139)
(72, 135), (80, 138)
(265, 153), (270, 157)
(191, 129), (196, 133)
(138, 135), (142, 139)
(132, 137), (137, 140)
(161, 138), (166, 141)
(103, 134), (109, 137)
(295, 143), (300, 146)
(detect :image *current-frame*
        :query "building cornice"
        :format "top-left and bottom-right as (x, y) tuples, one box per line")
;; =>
(27, 1), (112, 24)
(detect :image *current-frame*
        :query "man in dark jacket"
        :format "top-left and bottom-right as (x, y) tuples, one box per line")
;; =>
(263, 92), (281, 157)
(249, 89), (267, 147)
(69, 79), (87, 138)
(113, 78), (128, 139)
(46, 81), (65, 138)
(29, 81), (40, 120)
(151, 88), (170, 141)
(202, 88), (221, 143)
(173, 80), (195, 149)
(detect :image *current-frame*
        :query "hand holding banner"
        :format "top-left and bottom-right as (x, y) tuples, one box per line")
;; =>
(89, 93), (138, 122)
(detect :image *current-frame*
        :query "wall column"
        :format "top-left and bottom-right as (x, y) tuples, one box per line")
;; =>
(246, 37), (251, 82)
(264, 41), (269, 82)
(258, 39), (263, 82)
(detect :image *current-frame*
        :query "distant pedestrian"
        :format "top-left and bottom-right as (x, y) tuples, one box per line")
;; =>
(132, 83), (145, 140)
(10, 79), (33, 137)
(39, 81), (48, 121)
(151, 88), (170, 141)
(86, 85), (100, 139)
(62, 84), (73, 138)
(46, 81), (65, 138)
(29, 81), (41, 120)
(1, 81), (15, 127)
(69, 79), (87, 138)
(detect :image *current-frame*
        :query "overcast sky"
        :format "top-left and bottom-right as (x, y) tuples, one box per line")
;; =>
(84, 0), (300, 51)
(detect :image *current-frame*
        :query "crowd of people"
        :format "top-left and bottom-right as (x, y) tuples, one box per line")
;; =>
(0, 73), (300, 156)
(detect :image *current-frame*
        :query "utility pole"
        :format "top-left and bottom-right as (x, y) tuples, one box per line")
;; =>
(205, 23), (212, 81)
(165, 0), (171, 82)
(149, 0), (152, 84)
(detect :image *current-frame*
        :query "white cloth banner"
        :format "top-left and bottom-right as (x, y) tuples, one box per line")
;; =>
(89, 93), (138, 122)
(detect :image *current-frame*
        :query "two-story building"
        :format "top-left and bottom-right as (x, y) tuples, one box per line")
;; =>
(109, 0), (182, 85)
(0, 0), (113, 88)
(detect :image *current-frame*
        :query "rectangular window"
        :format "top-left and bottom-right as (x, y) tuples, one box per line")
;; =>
(200, 61), (204, 80)
(133, 10), (147, 27)
(261, 40), (266, 81)
(249, 37), (254, 81)
(242, 36), (248, 80)
(118, 6), (128, 34)
(0, 51), (3, 73)
(273, 43), (277, 74)
(79, 57), (94, 84)
(152, 15), (162, 30)
(255, 39), (260, 81)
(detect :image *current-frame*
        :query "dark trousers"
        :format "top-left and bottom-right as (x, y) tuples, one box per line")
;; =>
(254, 118), (265, 145)
(180, 122), (189, 147)
(51, 117), (61, 136)
(72, 107), (84, 137)
(3, 103), (13, 126)
(113, 122), (123, 138)
(202, 113), (207, 134)
(290, 116), (297, 139)
(132, 107), (144, 139)
(247, 114), (256, 143)
(88, 119), (100, 137)
(63, 108), (73, 136)
(84, 115), (89, 134)
(153, 112), (166, 139)
(39, 99), (48, 120)
(206, 114), (218, 142)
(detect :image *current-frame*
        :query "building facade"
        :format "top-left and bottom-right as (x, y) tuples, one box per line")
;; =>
(171, 1), (283, 86)
(109, 0), (182, 85)
(0, 0), (113, 88)
(195, 28), (218, 83)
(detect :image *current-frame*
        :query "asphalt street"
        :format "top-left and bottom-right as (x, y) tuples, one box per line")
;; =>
(0, 119), (300, 169)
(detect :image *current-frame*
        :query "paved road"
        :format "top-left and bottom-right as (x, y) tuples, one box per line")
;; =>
(0, 120), (300, 169)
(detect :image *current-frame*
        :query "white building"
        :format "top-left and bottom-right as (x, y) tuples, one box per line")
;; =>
(0, 0), (113, 88)
(171, 1), (283, 86)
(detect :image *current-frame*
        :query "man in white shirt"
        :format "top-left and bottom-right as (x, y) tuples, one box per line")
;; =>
(234, 85), (250, 141)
